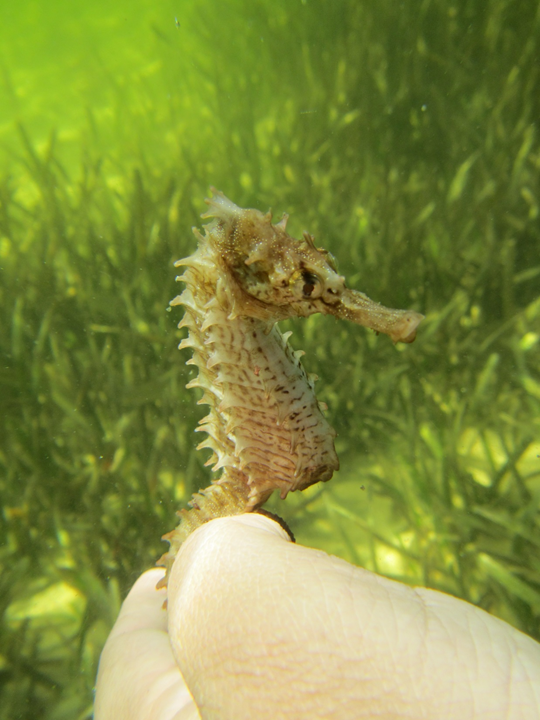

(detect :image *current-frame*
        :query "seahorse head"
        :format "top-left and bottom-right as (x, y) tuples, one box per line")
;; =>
(199, 189), (423, 344)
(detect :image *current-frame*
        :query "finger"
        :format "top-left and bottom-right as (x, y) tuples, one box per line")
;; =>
(95, 569), (200, 720)
(108, 569), (168, 639)
(167, 514), (540, 720)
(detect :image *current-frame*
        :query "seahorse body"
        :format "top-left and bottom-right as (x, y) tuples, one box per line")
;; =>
(157, 190), (423, 587)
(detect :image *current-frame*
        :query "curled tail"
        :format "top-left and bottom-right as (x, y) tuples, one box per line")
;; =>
(156, 475), (251, 589)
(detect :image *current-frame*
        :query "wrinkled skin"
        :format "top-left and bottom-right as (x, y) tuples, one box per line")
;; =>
(95, 515), (540, 720)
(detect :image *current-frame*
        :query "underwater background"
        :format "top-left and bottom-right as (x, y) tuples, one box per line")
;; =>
(1, 0), (539, 717)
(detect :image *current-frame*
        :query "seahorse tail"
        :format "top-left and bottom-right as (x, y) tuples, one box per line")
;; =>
(156, 475), (251, 589)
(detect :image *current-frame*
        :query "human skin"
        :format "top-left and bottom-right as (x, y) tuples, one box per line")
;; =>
(94, 514), (540, 720)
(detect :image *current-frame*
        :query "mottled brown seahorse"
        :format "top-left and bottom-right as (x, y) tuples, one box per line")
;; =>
(156, 189), (423, 588)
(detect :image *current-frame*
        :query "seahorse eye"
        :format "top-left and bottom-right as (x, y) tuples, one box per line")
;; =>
(301, 271), (319, 297)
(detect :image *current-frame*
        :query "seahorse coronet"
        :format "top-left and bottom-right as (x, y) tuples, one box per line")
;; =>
(157, 189), (424, 588)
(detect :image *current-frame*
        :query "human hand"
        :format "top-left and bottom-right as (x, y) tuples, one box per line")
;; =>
(94, 514), (540, 720)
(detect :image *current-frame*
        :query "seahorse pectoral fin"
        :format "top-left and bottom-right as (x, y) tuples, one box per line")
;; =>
(327, 288), (424, 344)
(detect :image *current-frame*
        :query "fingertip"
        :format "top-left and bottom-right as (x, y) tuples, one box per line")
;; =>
(171, 513), (294, 573)
(219, 512), (295, 542)
(110, 568), (168, 639)
(130, 567), (167, 595)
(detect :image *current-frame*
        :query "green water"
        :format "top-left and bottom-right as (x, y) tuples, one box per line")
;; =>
(1, 1), (539, 717)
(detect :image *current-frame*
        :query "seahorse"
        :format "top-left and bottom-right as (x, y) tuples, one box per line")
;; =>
(156, 189), (423, 588)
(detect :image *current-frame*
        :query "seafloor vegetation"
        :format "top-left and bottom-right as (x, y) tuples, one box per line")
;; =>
(1, 0), (539, 717)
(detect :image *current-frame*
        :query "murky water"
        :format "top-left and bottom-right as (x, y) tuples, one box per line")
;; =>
(1, 1), (539, 717)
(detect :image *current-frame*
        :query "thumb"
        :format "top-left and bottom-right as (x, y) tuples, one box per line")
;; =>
(167, 514), (540, 720)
